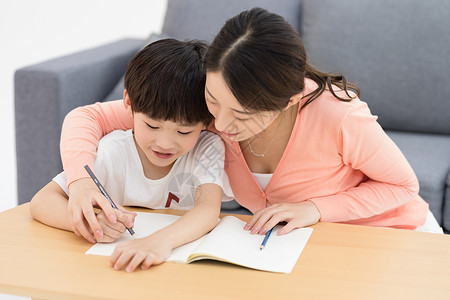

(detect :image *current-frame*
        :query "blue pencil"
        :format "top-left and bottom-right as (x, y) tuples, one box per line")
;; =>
(84, 165), (135, 236)
(260, 228), (273, 250)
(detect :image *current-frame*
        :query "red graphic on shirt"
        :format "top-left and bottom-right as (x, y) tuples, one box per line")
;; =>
(165, 192), (180, 208)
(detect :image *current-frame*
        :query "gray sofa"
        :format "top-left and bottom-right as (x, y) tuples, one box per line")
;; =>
(15, 0), (450, 232)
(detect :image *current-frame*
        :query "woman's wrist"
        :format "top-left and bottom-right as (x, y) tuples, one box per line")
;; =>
(305, 200), (322, 223)
(67, 177), (96, 193)
(65, 161), (96, 188)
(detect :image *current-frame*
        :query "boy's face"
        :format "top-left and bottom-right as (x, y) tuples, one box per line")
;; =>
(132, 112), (205, 168)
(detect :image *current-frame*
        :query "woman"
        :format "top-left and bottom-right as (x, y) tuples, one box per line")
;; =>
(60, 8), (441, 242)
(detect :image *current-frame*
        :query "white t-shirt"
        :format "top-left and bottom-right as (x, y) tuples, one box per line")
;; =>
(53, 130), (233, 210)
(251, 172), (273, 191)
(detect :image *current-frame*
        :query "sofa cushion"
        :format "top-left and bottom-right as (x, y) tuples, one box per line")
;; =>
(220, 200), (252, 215)
(386, 130), (450, 226)
(161, 0), (303, 42)
(301, 0), (450, 134)
(103, 33), (170, 101)
(444, 176), (450, 232)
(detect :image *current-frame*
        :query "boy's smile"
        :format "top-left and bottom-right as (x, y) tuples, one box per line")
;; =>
(151, 149), (175, 160)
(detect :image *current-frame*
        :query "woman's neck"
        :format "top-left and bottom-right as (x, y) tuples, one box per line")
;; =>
(240, 103), (299, 173)
(249, 103), (298, 143)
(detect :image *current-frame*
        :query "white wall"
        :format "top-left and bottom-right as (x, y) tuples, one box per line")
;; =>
(0, 0), (166, 205)
(0, 1), (166, 298)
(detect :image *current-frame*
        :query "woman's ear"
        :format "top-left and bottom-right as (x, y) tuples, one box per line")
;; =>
(123, 89), (133, 116)
(285, 92), (304, 110)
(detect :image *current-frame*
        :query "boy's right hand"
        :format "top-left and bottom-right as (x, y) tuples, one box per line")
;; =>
(67, 178), (135, 243)
(96, 210), (136, 243)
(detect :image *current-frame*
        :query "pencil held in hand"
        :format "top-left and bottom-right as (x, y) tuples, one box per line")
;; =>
(260, 228), (273, 250)
(84, 165), (135, 236)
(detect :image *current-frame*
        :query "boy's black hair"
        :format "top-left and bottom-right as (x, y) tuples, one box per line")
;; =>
(124, 38), (213, 125)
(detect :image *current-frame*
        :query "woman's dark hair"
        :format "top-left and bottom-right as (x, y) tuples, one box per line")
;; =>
(204, 8), (360, 112)
(124, 38), (213, 125)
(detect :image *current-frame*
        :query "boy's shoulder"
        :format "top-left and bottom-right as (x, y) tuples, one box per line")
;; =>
(99, 130), (133, 145)
(178, 131), (224, 164)
(193, 131), (224, 151)
(97, 130), (135, 157)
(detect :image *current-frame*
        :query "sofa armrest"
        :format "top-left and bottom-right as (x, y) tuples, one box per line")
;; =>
(14, 38), (144, 204)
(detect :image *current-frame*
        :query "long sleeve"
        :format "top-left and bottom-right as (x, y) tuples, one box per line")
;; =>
(60, 100), (133, 186)
(309, 102), (422, 224)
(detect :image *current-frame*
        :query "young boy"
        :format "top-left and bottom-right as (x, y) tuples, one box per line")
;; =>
(30, 39), (232, 272)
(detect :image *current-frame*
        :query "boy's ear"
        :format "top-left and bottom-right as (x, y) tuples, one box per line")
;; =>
(123, 89), (133, 116)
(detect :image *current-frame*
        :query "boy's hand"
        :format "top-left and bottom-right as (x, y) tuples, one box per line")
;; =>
(95, 210), (137, 243)
(67, 178), (135, 243)
(110, 235), (172, 272)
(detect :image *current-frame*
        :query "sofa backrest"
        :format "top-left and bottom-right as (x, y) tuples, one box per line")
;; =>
(301, 0), (450, 134)
(161, 0), (303, 41)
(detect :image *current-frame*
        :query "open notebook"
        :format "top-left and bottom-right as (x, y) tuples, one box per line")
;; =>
(86, 212), (313, 274)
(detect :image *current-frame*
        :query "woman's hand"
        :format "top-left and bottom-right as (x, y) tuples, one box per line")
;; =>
(110, 234), (172, 272)
(67, 178), (136, 243)
(244, 201), (321, 236)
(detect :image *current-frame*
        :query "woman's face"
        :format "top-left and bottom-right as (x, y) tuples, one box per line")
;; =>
(205, 71), (280, 142)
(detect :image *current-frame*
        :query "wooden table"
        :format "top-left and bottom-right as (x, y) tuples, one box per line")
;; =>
(1, 203), (449, 300)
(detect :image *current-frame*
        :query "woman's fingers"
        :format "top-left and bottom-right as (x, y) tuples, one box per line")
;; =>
(245, 205), (283, 234)
(69, 207), (96, 243)
(278, 221), (300, 236)
(259, 210), (289, 235)
(92, 195), (118, 224)
(81, 199), (103, 240)
(244, 201), (321, 236)
(116, 203), (138, 217)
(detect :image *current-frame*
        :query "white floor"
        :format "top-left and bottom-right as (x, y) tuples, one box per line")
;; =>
(0, 1), (166, 298)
